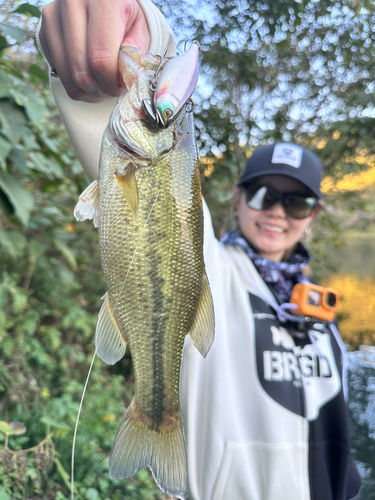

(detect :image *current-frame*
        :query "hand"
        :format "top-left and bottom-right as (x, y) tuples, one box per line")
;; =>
(38, 0), (151, 102)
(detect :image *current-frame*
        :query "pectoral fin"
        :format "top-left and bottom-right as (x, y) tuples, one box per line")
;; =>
(96, 293), (127, 365)
(114, 169), (139, 219)
(188, 272), (215, 358)
(74, 180), (100, 227)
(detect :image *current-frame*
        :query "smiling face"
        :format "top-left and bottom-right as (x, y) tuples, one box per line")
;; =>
(234, 175), (319, 262)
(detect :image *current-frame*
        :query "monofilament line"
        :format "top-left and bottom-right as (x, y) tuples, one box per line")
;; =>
(113, 187), (161, 313)
(70, 187), (161, 499)
(71, 349), (97, 500)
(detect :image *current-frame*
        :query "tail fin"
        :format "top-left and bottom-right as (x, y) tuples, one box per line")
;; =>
(109, 403), (188, 500)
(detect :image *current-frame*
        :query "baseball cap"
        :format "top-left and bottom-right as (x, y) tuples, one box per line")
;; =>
(237, 143), (322, 198)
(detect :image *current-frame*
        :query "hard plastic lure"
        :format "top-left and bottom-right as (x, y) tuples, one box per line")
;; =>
(142, 41), (199, 128)
(74, 45), (214, 500)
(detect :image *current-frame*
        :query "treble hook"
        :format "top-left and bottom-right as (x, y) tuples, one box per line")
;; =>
(150, 46), (168, 91)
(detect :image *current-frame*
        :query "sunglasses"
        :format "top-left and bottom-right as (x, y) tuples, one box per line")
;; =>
(244, 185), (319, 220)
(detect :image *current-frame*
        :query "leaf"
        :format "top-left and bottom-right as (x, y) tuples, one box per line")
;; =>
(0, 421), (26, 436)
(28, 151), (64, 179)
(40, 416), (70, 430)
(10, 147), (27, 173)
(20, 313), (38, 336)
(29, 239), (46, 260)
(54, 458), (72, 491)
(0, 23), (28, 45)
(0, 230), (27, 259)
(0, 135), (13, 165)
(0, 171), (33, 225)
(0, 486), (10, 500)
(21, 126), (38, 152)
(53, 238), (78, 270)
(10, 87), (48, 129)
(12, 3), (41, 18)
(11, 288), (27, 313)
(29, 63), (49, 84)
(0, 71), (11, 98)
(85, 488), (99, 500)
(0, 36), (6, 51)
(0, 189), (12, 216)
(0, 101), (27, 145)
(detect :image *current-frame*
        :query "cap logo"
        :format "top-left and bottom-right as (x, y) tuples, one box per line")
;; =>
(271, 143), (303, 169)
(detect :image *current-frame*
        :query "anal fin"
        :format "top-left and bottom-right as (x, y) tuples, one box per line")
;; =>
(114, 168), (139, 219)
(74, 179), (100, 227)
(188, 272), (215, 358)
(96, 293), (127, 365)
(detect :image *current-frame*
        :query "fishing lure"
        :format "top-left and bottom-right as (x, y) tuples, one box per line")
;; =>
(142, 41), (199, 128)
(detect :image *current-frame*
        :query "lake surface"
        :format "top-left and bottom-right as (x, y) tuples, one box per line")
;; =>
(348, 347), (375, 499)
(323, 232), (375, 499)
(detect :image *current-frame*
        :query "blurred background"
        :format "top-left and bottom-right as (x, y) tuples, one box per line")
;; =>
(0, 0), (375, 498)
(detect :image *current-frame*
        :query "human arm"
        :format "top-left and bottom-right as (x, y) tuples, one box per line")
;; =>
(37, 0), (176, 180)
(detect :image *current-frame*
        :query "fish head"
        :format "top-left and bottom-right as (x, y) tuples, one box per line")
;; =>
(153, 42), (199, 129)
(108, 48), (176, 161)
(119, 46), (160, 91)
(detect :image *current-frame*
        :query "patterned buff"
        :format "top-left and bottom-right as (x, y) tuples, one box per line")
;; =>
(221, 229), (311, 303)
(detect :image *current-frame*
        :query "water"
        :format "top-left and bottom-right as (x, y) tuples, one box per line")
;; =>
(348, 347), (375, 499)
(324, 232), (375, 499)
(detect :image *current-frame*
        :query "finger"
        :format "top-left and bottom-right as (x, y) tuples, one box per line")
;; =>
(60, 0), (108, 98)
(38, 2), (58, 68)
(86, 0), (148, 97)
(42, 1), (103, 102)
(121, 5), (151, 53)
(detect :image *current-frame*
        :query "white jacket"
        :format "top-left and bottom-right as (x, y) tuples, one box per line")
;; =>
(40, 1), (361, 498)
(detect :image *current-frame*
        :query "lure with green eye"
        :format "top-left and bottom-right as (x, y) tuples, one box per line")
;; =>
(74, 46), (214, 500)
(154, 42), (199, 128)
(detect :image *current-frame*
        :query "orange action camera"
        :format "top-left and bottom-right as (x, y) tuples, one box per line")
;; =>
(290, 283), (338, 322)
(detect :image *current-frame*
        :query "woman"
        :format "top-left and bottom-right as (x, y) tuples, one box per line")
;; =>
(38, 1), (361, 499)
(180, 144), (361, 500)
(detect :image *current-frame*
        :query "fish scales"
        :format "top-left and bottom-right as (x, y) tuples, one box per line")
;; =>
(99, 128), (203, 425)
(75, 46), (214, 500)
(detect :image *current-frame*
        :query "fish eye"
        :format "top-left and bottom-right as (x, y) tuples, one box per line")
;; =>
(163, 109), (173, 118)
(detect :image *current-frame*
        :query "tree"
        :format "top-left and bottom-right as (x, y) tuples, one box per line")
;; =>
(165, 0), (375, 241)
(0, 3), (165, 498)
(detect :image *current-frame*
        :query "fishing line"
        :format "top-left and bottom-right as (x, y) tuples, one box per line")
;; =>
(113, 186), (162, 313)
(71, 187), (161, 499)
(71, 348), (97, 500)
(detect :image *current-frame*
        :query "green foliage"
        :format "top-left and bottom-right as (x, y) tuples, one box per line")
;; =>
(170, 0), (375, 247)
(0, 2), (165, 498)
(0, 0), (373, 497)
(12, 3), (41, 18)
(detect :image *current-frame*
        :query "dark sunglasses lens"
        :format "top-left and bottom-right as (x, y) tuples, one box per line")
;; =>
(283, 195), (318, 219)
(246, 186), (278, 211)
(245, 186), (318, 219)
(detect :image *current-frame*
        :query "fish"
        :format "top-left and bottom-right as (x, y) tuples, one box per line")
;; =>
(74, 45), (215, 499)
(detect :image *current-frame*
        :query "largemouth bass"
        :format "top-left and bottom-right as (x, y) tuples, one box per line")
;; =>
(74, 45), (214, 499)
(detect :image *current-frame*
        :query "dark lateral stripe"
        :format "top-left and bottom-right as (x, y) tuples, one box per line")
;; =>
(147, 203), (166, 426)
